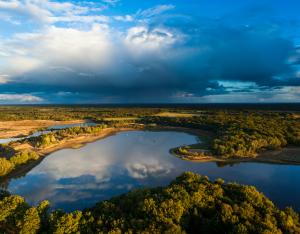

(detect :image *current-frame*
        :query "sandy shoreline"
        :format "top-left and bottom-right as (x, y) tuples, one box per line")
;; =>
(37, 127), (136, 156)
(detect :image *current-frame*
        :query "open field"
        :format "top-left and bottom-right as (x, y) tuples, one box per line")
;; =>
(154, 111), (196, 117)
(0, 120), (86, 139)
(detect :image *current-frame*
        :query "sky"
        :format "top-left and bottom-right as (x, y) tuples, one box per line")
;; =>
(0, 0), (300, 104)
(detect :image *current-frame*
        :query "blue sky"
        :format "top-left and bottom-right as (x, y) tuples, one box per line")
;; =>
(0, 0), (299, 103)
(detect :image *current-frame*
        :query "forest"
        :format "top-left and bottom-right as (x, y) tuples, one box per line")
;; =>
(141, 111), (300, 158)
(0, 106), (161, 121)
(0, 172), (299, 233)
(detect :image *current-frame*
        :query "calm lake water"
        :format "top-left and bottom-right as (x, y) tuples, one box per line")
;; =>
(4, 131), (300, 212)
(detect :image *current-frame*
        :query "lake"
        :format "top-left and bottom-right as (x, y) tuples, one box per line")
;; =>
(4, 131), (300, 212)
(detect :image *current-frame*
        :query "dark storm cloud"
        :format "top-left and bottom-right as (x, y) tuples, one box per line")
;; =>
(0, 3), (299, 102)
(205, 28), (294, 84)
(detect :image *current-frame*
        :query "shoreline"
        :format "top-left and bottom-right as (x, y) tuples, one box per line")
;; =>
(1, 126), (210, 182)
(37, 127), (136, 156)
(8, 125), (209, 167)
(2, 126), (300, 184)
(0, 127), (138, 184)
(170, 144), (300, 166)
(171, 147), (300, 165)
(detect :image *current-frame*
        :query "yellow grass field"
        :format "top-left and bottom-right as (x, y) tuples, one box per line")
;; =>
(0, 120), (85, 139)
(154, 112), (196, 118)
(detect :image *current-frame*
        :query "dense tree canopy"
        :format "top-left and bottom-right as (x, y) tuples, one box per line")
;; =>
(142, 111), (300, 158)
(0, 106), (162, 121)
(0, 172), (299, 233)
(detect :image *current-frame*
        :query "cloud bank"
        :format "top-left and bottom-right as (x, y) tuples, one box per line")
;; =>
(0, 0), (299, 103)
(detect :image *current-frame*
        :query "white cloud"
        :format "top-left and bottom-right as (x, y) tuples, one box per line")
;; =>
(0, 0), (108, 24)
(125, 26), (179, 52)
(0, 56), (41, 79)
(0, 74), (9, 84)
(45, 1), (88, 14)
(49, 15), (109, 24)
(0, 0), (19, 9)
(114, 15), (133, 22)
(0, 0), (194, 102)
(137, 4), (175, 18)
(0, 0), (53, 23)
(0, 1), (183, 86)
(0, 20), (185, 86)
(126, 162), (171, 179)
(113, 4), (174, 24)
(0, 93), (43, 102)
(0, 24), (113, 83)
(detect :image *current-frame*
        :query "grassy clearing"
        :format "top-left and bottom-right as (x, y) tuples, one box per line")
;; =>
(154, 112), (196, 118)
(0, 120), (86, 139)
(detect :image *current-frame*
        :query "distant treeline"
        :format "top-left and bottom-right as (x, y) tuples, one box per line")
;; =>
(2, 105), (300, 121)
(0, 106), (162, 121)
(0, 172), (299, 233)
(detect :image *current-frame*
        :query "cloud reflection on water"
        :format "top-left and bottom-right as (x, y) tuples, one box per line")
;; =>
(7, 131), (300, 212)
(8, 131), (193, 210)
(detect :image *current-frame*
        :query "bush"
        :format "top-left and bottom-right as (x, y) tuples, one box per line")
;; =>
(0, 157), (14, 176)
(10, 151), (39, 166)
